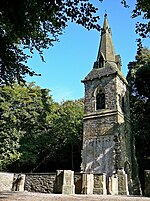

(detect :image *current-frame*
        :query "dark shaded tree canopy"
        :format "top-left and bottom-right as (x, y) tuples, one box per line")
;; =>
(127, 48), (150, 192)
(0, 0), (101, 84)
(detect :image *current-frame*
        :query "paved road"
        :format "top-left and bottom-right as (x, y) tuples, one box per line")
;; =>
(0, 192), (150, 201)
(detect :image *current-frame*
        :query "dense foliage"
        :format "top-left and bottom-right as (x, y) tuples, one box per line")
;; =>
(127, 48), (150, 192)
(0, 0), (101, 84)
(0, 0), (149, 84)
(0, 83), (84, 172)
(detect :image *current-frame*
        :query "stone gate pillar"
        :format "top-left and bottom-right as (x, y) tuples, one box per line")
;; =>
(117, 169), (129, 195)
(62, 170), (75, 195)
(81, 173), (94, 194)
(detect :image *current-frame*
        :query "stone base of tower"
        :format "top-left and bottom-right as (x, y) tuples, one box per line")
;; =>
(81, 170), (130, 195)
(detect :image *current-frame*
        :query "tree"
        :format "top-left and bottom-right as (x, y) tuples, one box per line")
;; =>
(132, 0), (150, 39)
(0, 82), (84, 172)
(0, 0), (101, 84)
(53, 99), (84, 171)
(0, 82), (55, 171)
(126, 47), (150, 193)
(32, 99), (84, 172)
(1, 0), (149, 85)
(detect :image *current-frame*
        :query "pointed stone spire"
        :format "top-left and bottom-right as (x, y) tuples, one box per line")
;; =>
(96, 14), (116, 67)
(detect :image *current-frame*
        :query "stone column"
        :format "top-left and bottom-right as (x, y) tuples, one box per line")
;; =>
(93, 174), (107, 195)
(62, 170), (75, 195)
(81, 173), (94, 194)
(117, 169), (129, 195)
(144, 170), (150, 197)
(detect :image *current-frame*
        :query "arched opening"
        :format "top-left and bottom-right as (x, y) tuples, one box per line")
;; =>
(96, 88), (105, 110)
(98, 52), (105, 68)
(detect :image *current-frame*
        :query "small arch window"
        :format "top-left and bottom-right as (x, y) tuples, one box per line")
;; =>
(96, 89), (105, 110)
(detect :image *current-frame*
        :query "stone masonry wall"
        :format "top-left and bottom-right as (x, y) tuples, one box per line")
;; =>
(83, 114), (117, 143)
(84, 74), (116, 114)
(116, 76), (130, 121)
(24, 172), (82, 194)
(25, 173), (56, 193)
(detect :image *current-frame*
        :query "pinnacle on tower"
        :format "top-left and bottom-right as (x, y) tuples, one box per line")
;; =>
(94, 14), (122, 70)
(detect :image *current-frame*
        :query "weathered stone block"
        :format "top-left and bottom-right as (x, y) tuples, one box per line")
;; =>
(117, 169), (129, 195)
(62, 170), (75, 195)
(0, 172), (14, 191)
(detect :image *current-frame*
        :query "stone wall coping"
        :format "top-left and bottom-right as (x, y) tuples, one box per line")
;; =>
(0, 172), (14, 174)
(25, 172), (82, 175)
(81, 173), (106, 175)
(25, 172), (56, 175)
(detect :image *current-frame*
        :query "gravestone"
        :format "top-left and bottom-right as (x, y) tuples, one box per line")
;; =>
(62, 170), (75, 195)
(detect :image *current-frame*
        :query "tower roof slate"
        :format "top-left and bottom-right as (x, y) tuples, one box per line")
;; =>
(82, 62), (128, 84)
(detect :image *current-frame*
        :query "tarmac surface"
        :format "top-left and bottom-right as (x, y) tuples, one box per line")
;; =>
(0, 192), (150, 201)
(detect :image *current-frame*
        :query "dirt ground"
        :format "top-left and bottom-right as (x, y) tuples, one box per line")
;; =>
(0, 192), (150, 201)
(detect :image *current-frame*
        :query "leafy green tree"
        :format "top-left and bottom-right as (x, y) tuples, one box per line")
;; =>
(0, 84), (26, 170)
(0, 83), (84, 172)
(127, 48), (150, 192)
(0, 0), (100, 84)
(32, 99), (84, 172)
(53, 99), (84, 171)
(0, 82), (55, 171)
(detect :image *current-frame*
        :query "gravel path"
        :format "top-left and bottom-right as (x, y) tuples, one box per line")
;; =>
(0, 192), (150, 201)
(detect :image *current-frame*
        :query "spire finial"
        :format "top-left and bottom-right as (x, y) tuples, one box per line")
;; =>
(104, 10), (107, 18)
(96, 13), (116, 64)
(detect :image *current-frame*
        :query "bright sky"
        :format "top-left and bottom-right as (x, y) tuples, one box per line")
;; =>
(26, 0), (150, 103)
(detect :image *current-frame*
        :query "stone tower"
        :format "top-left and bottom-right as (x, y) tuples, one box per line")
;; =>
(81, 14), (141, 195)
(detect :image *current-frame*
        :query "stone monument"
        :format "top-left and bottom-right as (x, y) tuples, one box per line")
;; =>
(81, 14), (141, 195)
